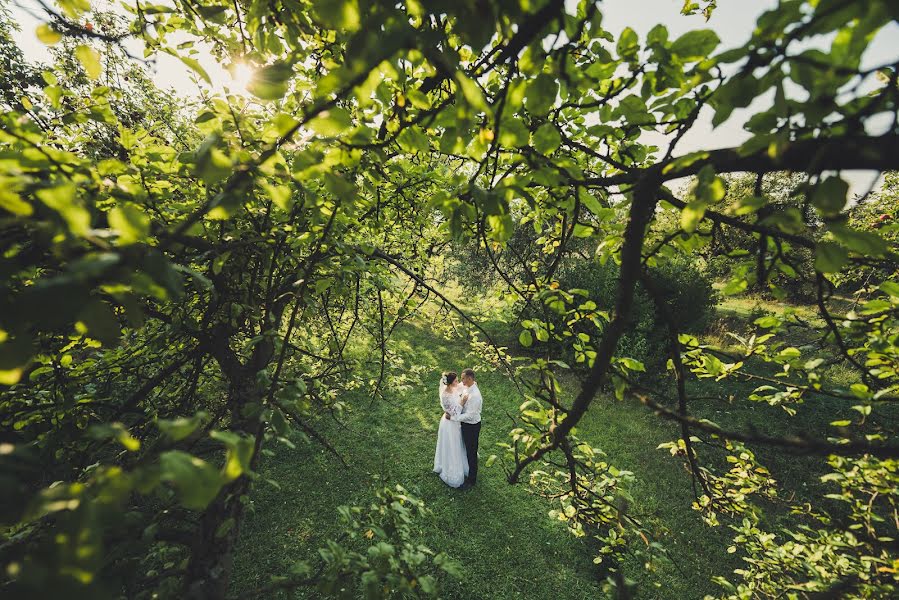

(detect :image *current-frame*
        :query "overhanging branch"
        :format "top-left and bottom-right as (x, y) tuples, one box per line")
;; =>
(578, 134), (899, 188)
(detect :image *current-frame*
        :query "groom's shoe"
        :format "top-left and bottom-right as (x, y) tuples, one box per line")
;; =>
(460, 480), (475, 491)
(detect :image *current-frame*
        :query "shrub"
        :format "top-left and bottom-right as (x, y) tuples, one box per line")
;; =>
(523, 255), (717, 374)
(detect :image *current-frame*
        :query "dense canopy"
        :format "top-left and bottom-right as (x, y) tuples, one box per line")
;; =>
(1, 0), (898, 598)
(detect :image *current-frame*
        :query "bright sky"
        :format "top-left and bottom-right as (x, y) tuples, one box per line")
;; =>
(9, 0), (899, 193)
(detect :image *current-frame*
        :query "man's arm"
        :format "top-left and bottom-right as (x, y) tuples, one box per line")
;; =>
(452, 392), (481, 423)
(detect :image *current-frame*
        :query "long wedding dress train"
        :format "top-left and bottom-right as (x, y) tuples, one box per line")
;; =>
(433, 381), (469, 488)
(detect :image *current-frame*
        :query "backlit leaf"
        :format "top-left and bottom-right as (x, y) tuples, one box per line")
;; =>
(75, 45), (101, 80)
(36, 183), (90, 236)
(109, 203), (150, 244)
(248, 62), (294, 100)
(159, 451), (224, 510)
(670, 29), (720, 59)
(811, 176), (848, 217)
(814, 242), (849, 273)
(36, 24), (62, 45)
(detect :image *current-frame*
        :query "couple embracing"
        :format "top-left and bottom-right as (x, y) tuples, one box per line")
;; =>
(433, 368), (482, 490)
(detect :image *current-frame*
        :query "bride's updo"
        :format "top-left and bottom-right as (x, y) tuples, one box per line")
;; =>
(441, 371), (457, 386)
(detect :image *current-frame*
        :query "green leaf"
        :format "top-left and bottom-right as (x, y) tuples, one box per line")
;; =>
(830, 224), (888, 256)
(498, 119), (529, 147)
(36, 23), (62, 45)
(455, 73), (492, 116)
(308, 108), (353, 136)
(487, 214), (514, 242)
(0, 337), (33, 385)
(647, 24), (668, 46)
(680, 201), (706, 233)
(879, 280), (899, 298)
(620, 357), (646, 372)
(811, 176), (848, 217)
(36, 182), (90, 236)
(722, 276), (748, 295)
(532, 123), (561, 154)
(178, 55), (212, 85)
(524, 74), (557, 116)
(272, 113), (300, 137)
(323, 173), (356, 201)
(313, 0), (361, 31)
(77, 299), (120, 346)
(804, 358), (824, 370)
(109, 203), (150, 244)
(573, 224), (594, 237)
(579, 192), (604, 215)
(57, 0), (90, 18)
(261, 182), (292, 211)
(695, 165), (725, 205)
(248, 62), (294, 100)
(418, 576), (437, 594)
(88, 423), (140, 451)
(405, 88), (431, 109)
(814, 241), (849, 273)
(734, 194), (766, 216)
(211, 430), (256, 481)
(519, 330), (533, 347)
(159, 451), (224, 510)
(761, 207), (804, 234)
(616, 27), (639, 61)
(670, 29), (720, 60)
(215, 517), (236, 539)
(0, 189), (32, 216)
(397, 127), (430, 154)
(195, 145), (232, 187)
(75, 45), (102, 80)
(158, 412), (209, 442)
(195, 110), (217, 124)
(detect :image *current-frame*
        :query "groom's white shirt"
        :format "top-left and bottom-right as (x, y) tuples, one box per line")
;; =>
(452, 383), (482, 424)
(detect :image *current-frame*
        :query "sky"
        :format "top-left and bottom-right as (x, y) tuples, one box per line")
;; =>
(597, 0), (899, 194)
(9, 0), (899, 194)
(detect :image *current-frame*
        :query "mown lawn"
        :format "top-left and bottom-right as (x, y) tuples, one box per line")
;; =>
(231, 296), (880, 599)
(230, 319), (607, 599)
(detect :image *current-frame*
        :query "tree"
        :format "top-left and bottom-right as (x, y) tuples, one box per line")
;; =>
(1, 0), (898, 598)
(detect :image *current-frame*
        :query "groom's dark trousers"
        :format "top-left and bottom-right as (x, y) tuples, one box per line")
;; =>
(461, 422), (481, 484)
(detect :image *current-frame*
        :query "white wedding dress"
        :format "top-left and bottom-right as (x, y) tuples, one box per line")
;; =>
(433, 381), (469, 488)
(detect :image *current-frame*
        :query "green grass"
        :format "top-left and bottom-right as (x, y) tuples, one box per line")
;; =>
(713, 290), (858, 324)
(230, 321), (606, 599)
(558, 384), (738, 598)
(230, 293), (887, 599)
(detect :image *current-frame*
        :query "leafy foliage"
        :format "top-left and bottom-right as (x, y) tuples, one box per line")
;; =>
(0, 0), (898, 598)
(317, 486), (461, 599)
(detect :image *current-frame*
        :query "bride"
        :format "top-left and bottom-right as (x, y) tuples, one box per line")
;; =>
(433, 371), (469, 488)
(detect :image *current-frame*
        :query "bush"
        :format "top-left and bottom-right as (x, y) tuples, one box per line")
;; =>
(650, 255), (719, 334)
(524, 255), (717, 374)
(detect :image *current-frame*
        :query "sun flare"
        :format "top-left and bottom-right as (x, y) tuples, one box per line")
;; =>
(227, 62), (255, 95)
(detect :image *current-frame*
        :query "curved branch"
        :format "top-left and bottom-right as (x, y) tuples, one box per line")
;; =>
(638, 393), (899, 459)
(508, 176), (661, 483)
(579, 134), (899, 188)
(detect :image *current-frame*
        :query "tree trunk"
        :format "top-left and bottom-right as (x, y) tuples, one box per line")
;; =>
(182, 371), (263, 600)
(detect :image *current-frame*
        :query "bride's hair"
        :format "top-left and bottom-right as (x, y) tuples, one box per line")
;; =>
(441, 371), (457, 386)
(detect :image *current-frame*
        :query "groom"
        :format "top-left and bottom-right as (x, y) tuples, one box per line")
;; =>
(447, 368), (482, 489)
